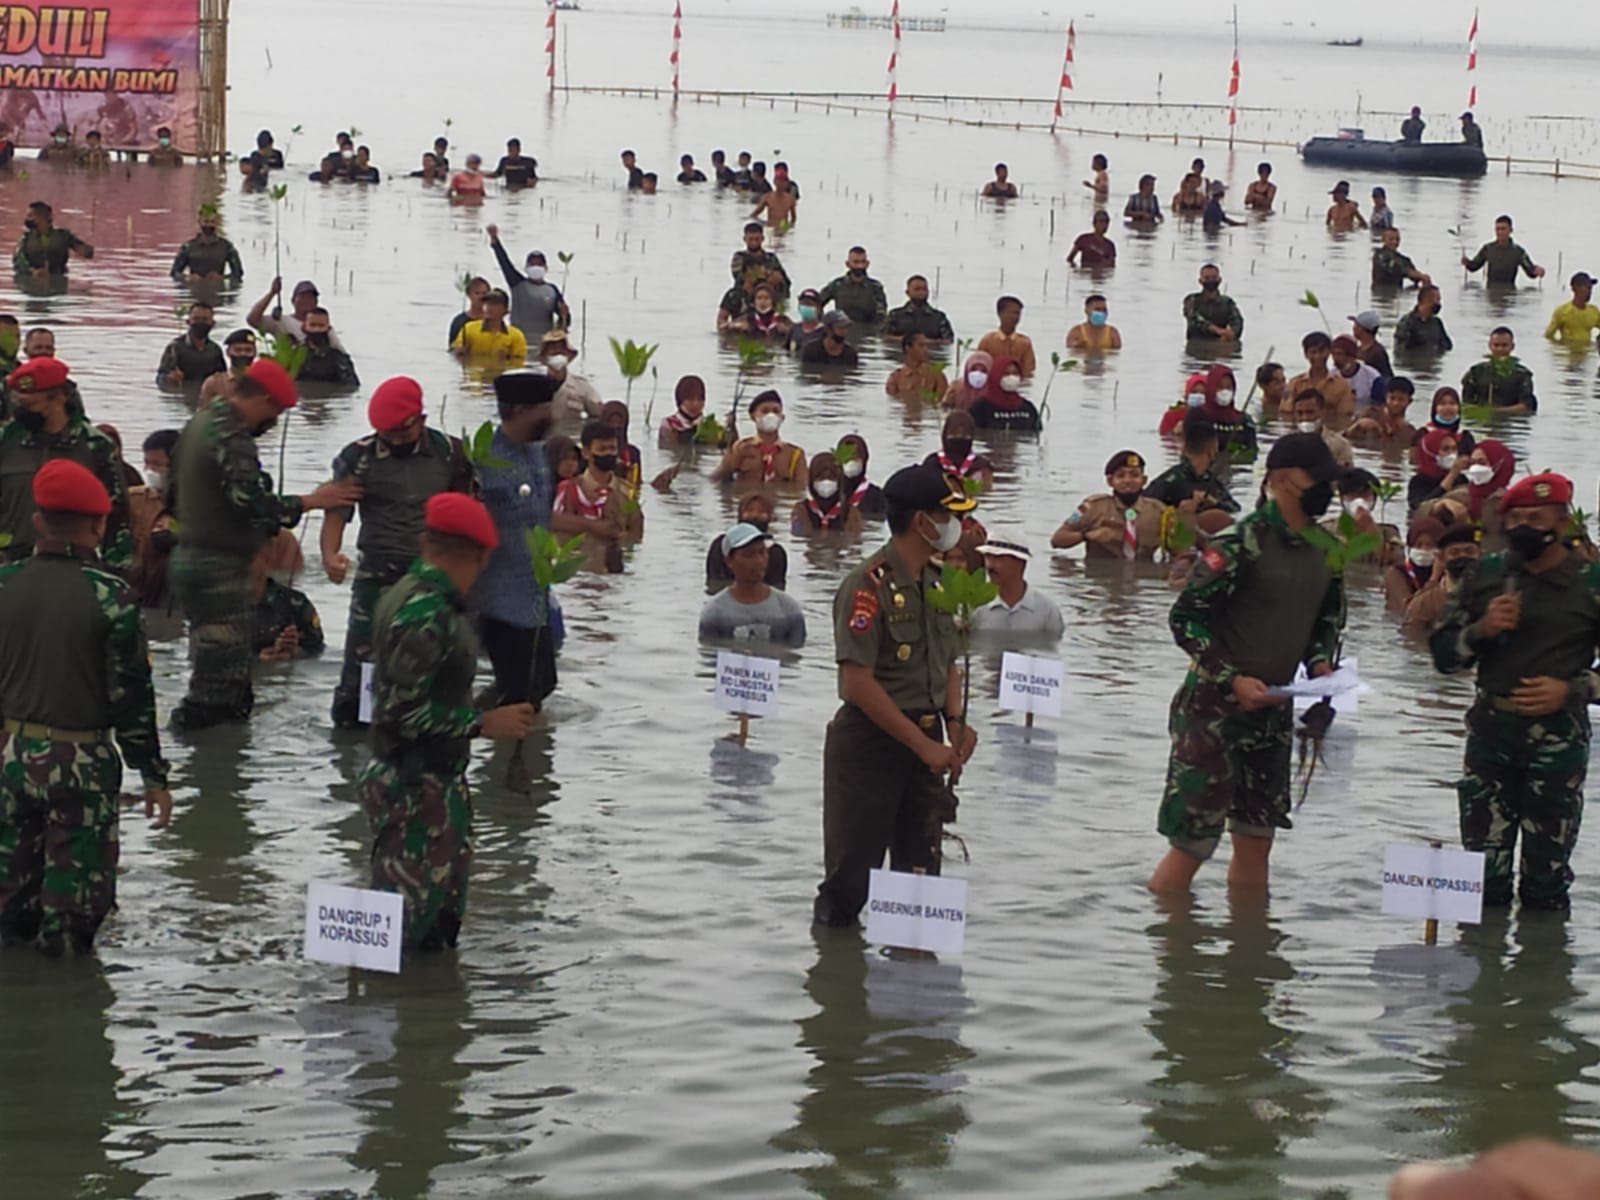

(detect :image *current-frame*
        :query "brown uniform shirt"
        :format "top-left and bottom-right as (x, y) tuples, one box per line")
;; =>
(833, 541), (959, 712)
(1289, 369), (1357, 431)
(1063, 494), (1167, 559)
(975, 329), (1038, 378)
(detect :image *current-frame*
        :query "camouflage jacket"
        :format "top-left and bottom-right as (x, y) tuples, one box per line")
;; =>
(818, 273), (889, 324)
(1182, 291), (1244, 340)
(172, 399), (302, 556)
(251, 578), (325, 655)
(369, 559), (482, 767)
(1169, 502), (1344, 687)
(169, 234), (244, 280)
(1461, 358), (1537, 412)
(0, 416), (132, 571)
(0, 542), (168, 788)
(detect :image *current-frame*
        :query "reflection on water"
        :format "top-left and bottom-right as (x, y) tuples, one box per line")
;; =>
(773, 935), (973, 1196)
(1142, 898), (1328, 1195)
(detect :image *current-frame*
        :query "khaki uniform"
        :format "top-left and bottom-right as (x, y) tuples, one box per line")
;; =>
(1065, 494), (1167, 560)
(1288, 370), (1356, 431)
(814, 542), (960, 927)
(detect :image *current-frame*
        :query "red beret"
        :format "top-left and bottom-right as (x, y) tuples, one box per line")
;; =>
(1503, 471), (1573, 510)
(33, 458), (109, 516)
(424, 492), (498, 549)
(368, 376), (424, 431)
(6, 355), (69, 394)
(246, 358), (298, 410)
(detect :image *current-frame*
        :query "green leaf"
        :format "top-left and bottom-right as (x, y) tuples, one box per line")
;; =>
(832, 442), (858, 466)
(260, 331), (307, 379)
(269, 183), (288, 202)
(557, 251), (574, 265)
(1299, 288), (1321, 309)
(694, 414), (728, 446)
(526, 525), (586, 589)
(609, 337), (660, 381)
(198, 202), (219, 219)
(961, 477), (984, 496)
(290, 124), (304, 135)
(1462, 403), (1494, 425)
(0, 531), (13, 549)
(1165, 517), (1195, 553)
(462, 421), (510, 468)
(1372, 479), (1401, 502)
(735, 336), (771, 370)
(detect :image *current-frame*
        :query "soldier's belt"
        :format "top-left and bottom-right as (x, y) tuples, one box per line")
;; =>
(2, 718), (108, 743)
(904, 709), (942, 731)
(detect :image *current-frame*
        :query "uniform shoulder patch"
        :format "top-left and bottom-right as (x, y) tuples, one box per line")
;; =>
(866, 560), (891, 586)
(1201, 548), (1227, 572)
(849, 586), (879, 632)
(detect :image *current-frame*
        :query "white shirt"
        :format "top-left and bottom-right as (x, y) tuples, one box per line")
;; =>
(1340, 361), (1383, 409)
(553, 372), (603, 418)
(972, 585), (1065, 640)
(255, 310), (347, 352)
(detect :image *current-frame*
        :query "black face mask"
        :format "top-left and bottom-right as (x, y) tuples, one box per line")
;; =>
(385, 437), (419, 457)
(944, 438), (973, 463)
(1201, 280), (1220, 291)
(1113, 489), (1143, 509)
(230, 355), (256, 371)
(189, 321), (214, 340)
(306, 331), (331, 348)
(150, 529), (178, 554)
(848, 268), (867, 279)
(590, 453), (617, 473)
(23, 218), (36, 231)
(200, 225), (217, 237)
(13, 408), (44, 432)
(1444, 556), (1475, 581)
(745, 517), (771, 534)
(1506, 523), (1559, 562)
(1298, 480), (1334, 519)
(253, 420), (277, 438)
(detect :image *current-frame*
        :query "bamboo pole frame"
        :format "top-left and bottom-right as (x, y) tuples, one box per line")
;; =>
(195, 0), (229, 161)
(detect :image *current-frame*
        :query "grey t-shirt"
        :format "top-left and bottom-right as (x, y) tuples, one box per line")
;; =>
(698, 587), (807, 646)
(510, 279), (563, 342)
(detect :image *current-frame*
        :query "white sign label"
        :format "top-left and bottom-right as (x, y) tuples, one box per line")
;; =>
(998, 652), (1064, 719)
(1268, 660), (1369, 702)
(1381, 843), (1486, 925)
(714, 650), (780, 717)
(358, 662), (376, 724)
(865, 869), (968, 955)
(304, 882), (404, 973)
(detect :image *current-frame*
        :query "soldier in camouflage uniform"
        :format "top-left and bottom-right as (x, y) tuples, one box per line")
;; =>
(323, 377), (476, 727)
(1151, 433), (1345, 895)
(0, 460), (171, 956)
(0, 357), (132, 572)
(168, 207), (244, 283)
(168, 359), (359, 730)
(250, 551), (325, 660)
(360, 493), (535, 951)
(1182, 264), (1244, 342)
(813, 465), (979, 928)
(1431, 471), (1600, 912)
(729, 222), (790, 297)
(817, 247), (889, 325)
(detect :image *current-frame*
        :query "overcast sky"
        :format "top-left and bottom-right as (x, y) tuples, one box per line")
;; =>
(655, 1), (1587, 50)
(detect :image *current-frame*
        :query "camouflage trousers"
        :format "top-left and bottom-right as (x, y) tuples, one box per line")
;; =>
(1158, 671), (1292, 861)
(1460, 701), (1588, 911)
(358, 757), (473, 951)
(0, 731), (122, 953)
(331, 572), (390, 727)
(170, 547), (254, 727)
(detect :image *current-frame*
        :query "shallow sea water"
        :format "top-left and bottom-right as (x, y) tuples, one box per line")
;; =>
(3, 9), (1600, 1199)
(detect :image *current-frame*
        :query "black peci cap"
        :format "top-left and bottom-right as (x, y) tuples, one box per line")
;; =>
(493, 368), (559, 408)
(1265, 432), (1341, 482)
(883, 464), (976, 514)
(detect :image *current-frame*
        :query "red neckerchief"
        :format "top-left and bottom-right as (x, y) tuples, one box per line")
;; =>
(807, 497), (844, 528)
(849, 476), (872, 505)
(758, 440), (785, 482)
(1401, 559), (1426, 591)
(664, 410), (694, 432)
(937, 450), (977, 477)
(750, 309), (780, 333)
(556, 476), (610, 518)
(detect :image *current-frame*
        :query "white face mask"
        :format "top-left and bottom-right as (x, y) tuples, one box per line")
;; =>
(755, 412), (783, 435)
(923, 513), (963, 552)
(545, 354), (569, 371)
(145, 468), (165, 492)
(842, 459), (864, 479)
(1437, 452), (1458, 470)
(966, 370), (989, 390)
(812, 478), (839, 500)
(1187, 392), (1207, 408)
(526, 264), (547, 282)
(999, 375), (1022, 393)
(1344, 496), (1371, 516)
(1409, 547), (1436, 568)
(1215, 389), (1235, 406)
(1465, 464), (1495, 485)
(1297, 420), (1319, 435)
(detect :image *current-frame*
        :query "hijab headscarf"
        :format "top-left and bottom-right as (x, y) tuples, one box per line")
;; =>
(944, 350), (994, 412)
(1200, 364), (1241, 424)
(983, 356), (1023, 410)
(1424, 387), (1477, 455)
(665, 375), (705, 433)
(1413, 427), (1459, 480)
(1468, 439), (1515, 518)
(1159, 372), (1211, 434)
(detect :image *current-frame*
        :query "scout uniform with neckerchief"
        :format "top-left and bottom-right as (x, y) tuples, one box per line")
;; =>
(814, 465), (974, 927)
(1431, 471), (1600, 911)
(1067, 451), (1169, 560)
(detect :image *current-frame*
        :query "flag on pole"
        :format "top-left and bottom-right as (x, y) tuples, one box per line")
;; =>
(1050, 21), (1076, 131)
(671, 0), (682, 94)
(545, 0), (557, 91)
(886, 0), (900, 108)
(1227, 49), (1239, 126)
(1466, 7), (1478, 108)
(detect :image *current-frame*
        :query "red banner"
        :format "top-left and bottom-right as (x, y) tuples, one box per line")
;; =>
(0, 1), (200, 150)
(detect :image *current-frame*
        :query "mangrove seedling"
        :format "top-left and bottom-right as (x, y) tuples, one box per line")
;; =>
(268, 182), (288, 278)
(1302, 510), (1382, 573)
(609, 337), (660, 405)
(461, 420), (511, 469)
(1371, 478), (1402, 523)
(1038, 351), (1078, 421)
(925, 563), (998, 728)
(556, 250), (575, 291)
(1298, 287), (1332, 334)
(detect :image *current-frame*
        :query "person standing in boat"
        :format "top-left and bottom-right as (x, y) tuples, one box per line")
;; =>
(1460, 112), (1484, 148)
(1400, 107), (1425, 143)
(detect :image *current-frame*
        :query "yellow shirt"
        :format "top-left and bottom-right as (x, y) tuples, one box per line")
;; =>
(452, 319), (528, 360)
(1545, 301), (1600, 347)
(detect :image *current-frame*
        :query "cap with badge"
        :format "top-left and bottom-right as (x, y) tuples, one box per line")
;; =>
(1503, 471), (1574, 510)
(1265, 431), (1341, 482)
(6, 355), (69, 394)
(223, 328), (257, 348)
(1104, 450), (1145, 476)
(424, 492), (498, 548)
(721, 522), (772, 559)
(883, 463), (976, 514)
(32, 458), (109, 516)
(368, 376), (424, 431)
(245, 358), (298, 410)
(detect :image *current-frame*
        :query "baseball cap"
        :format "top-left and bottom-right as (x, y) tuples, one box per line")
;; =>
(798, 288), (821, 302)
(822, 310), (851, 329)
(1349, 310), (1382, 332)
(1571, 272), (1596, 288)
(1330, 180), (1350, 194)
(721, 522), (771, 558)
(976, 536), (1030, 562)
(1265, 432), (1341, 482)
(291, 279), (318, 299)
(883, 464), (977, 514)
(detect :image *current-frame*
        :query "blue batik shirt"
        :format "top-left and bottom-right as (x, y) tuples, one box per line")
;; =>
(473, 428), (553, 629)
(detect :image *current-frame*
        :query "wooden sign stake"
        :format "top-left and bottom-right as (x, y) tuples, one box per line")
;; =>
(1424, 838), (1442, 945)
(737, 713), (749, 747)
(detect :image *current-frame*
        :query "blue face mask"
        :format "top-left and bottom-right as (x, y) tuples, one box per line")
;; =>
(1088, 310), (1108, 327)
(798, 305), (818, 321)
(1435, 411), (1460, 427)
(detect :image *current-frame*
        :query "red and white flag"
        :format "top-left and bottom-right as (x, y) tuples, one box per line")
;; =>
(1050, 21), (1076, 129)
(886, 0), (900, 106)
(1226, 48), (1239, 126)
(1466, 7), (1478, 108)
(671, 0), (682, 93)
